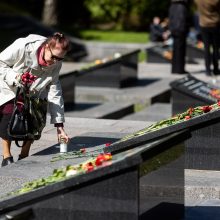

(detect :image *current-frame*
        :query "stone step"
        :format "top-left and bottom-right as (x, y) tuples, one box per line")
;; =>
(185, 169), (220, 207)
(121, 103), (172, 121)
(64, 101), (134, 119)
(75, 78), (171, 105)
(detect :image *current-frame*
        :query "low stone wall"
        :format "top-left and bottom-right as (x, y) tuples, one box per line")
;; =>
(82, 41), (153, 61)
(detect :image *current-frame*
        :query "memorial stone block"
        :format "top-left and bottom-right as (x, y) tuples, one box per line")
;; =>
(105, 103), (220, 170)
(170, 74), (218, 115)
(146, 45), (172, 63)
(186, 42), (204, 59)
(74, 49), (140, 88)
(146, 44), (197, 64)
(0, 131), (186, 220)
(59, 72), (76, 108)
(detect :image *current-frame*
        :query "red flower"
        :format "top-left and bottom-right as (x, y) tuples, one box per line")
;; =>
(105, 143), (111, 147)
(217, 100), (220, 106)
(96, 154), (105, 161)
(86, 162), (94, 172)
(202, 106), (212, 113)
(95, 157), (104, 166)
(80, 148), (86, 153)
(187, 107), (194, 115)
(21, 72), (37, 85)
(185, 115), (191, 120)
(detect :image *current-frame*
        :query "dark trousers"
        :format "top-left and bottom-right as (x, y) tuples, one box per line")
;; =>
(201, 26), (220, 75)
(171, 34), (187, 73)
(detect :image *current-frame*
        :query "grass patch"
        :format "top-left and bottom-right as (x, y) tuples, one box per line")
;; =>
(138, 50), (147, 62)
(70, 29), (149, 44)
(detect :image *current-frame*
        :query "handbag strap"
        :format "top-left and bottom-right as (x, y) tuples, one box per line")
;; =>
(15, 140), (27, 148)
(13, 86), (29, 112)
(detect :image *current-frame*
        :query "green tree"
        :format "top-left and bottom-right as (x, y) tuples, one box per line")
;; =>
(84, 0), (170, 31)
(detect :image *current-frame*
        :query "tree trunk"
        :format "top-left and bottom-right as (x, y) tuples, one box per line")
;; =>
(42, 0), (58, 26)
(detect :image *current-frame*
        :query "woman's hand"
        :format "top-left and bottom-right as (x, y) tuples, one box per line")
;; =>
(57, 127), (69, 143)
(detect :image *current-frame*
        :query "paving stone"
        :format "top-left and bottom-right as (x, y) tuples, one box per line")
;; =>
(75, 78), (171, 105)
(9, 117), (151, 162)
(65, 101), (134, 119)
(121, 103), (172, 121)
(185, 169), (220, 206)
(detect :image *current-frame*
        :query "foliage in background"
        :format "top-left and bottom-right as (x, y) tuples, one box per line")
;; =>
(0, 0), (44, 17)
(84, 0), (171, 31)
(0, 0), (171, 31)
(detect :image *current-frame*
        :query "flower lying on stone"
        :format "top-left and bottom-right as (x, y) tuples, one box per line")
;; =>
(80, 148), (86, 153)
(120, 102), (220, 142)
(210, 89), (220, 100)
(50, 148), (104, 162)
(65, 169), (78, 177)
(80, 52), (122, 71)
(105, 142), (111, 147)
(10, 153), (113, 196)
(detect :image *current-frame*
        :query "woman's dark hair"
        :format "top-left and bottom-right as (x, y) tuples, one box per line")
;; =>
(44, 32), (71, 52)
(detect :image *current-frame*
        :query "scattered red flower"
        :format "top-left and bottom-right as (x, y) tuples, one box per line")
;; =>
(187, 107), (194, 115)
(185, 115), (191, 120)
(202, 106), (212, 113)
(105, 143), (111, 147)
(86, 162), (94, 172)
(80, 148), (86, 153)
(95, 157), (104, 166)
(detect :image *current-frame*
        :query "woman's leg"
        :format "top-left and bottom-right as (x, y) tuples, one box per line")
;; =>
(1, 138), (14, 166)
(19, 140), (33, 159)
(2, 139), (12, 159)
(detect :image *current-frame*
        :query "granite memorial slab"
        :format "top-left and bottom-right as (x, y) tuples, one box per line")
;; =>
(59, 72), (76, 108)
(146, 44), (197, 64)
(0, 132), (185, 220)
(74, 49), (140, 88)
(170, 74), (218, 115)
(105, 102), (220, 170)
(146, 45), (172, 63)
(186, 42), (204, 59)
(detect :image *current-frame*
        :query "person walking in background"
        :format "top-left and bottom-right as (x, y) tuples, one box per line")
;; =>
(169, 0), (191, 74)
(194, 0), (220, 76)
(0, 33), (70, 166)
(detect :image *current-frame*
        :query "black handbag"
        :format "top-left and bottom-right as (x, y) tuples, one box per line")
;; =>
(7, 86), (47, 147)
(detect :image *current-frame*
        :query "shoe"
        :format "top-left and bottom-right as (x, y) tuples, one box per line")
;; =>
(182, 71), (190, 74)
(172, 70), (189, 74)
(18, 155), (27, 161)
(205, 71), (211, 76)
(1, 156), (14, 167)
(213, 70), (220, 75)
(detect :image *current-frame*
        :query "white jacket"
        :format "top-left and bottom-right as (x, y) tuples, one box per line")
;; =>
(0, 34), (65, 124)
